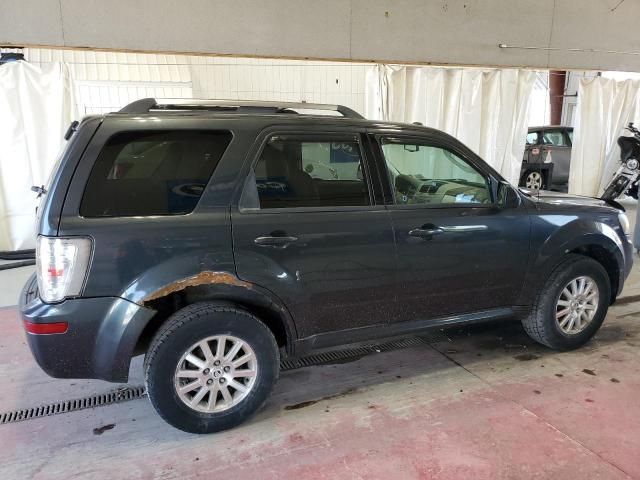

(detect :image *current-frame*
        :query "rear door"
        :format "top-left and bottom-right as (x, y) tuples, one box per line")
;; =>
(541, 128), (572, 189)
(370, 130), (530, 323)
(231, 127), (396, 343)
(521, 130), (546, 189)
(524, 130), (542, 163)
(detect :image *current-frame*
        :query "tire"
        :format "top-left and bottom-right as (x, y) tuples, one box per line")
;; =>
(144, 302), (279, 434)
(522, 254), (611, 350)
(522, 170), (545, 190)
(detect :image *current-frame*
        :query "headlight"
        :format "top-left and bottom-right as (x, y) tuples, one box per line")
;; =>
(626, 158), (639, 170)
(618, 212), (631, 236)
(36, 236), (92, 303)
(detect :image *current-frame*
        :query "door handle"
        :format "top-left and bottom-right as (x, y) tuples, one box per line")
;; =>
(440, 225), (488, 233)
(409, 224), (488, 238)
(254, 235), (299, 247)
(408, 227), (444, 239)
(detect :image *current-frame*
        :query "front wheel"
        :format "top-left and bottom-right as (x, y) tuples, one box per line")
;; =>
(522, 255), (610, 350)
(144, 303), (279, 433)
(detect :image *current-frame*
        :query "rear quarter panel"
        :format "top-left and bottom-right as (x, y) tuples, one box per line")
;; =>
(57, 115), (257, 302)
(37, 116), (102, 236)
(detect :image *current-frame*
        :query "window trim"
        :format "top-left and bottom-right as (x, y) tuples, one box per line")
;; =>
(237, 130), (382, 214)
(372, 134), (497, 209)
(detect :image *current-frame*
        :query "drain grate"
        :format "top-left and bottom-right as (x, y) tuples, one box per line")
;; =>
(1, 335), (438, 425)
(280, 336), (429, 370)
(0, 385), (146, 426)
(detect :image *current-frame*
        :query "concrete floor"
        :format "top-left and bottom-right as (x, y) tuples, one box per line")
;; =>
(0, 269), (639, 478)
(0, 201), (639, 479)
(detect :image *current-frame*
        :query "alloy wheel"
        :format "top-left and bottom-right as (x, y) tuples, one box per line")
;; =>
(525, 171), (543, 189)
(555, 276), (599, 335)
(174, 335), (258, 413)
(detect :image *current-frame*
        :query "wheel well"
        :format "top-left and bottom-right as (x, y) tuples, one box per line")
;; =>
(134, 289), (291, 357)
(570, 244), (620, 303)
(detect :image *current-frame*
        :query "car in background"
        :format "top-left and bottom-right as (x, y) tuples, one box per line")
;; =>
(519, 126), (573, 192)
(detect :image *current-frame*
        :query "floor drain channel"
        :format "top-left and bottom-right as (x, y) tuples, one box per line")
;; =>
(0, 385), (146, 426)
(1, 336), (436, 425)
(280, 336), (429, 370)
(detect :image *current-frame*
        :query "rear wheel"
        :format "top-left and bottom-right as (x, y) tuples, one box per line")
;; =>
(524, 170), (544, 190)
(522, 255), (610, 350)
(145, 302), (279, 433)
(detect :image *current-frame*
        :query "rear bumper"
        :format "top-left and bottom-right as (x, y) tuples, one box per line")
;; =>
(19, 274), (156, 382)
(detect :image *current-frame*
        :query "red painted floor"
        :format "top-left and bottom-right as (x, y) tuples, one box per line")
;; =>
(1, 289), (640, 479)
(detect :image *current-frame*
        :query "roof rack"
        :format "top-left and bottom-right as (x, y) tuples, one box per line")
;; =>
(118, 98), (364, 119)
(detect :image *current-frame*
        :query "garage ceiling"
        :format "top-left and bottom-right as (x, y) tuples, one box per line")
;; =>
(2, 0), (640, 72)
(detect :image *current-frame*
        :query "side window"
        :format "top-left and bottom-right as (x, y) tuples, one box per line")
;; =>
(542, 130), (567, 146)
(252, 136), (370, 209)
(81, 130), (231, 217)
(526, 131), (540, 145)
(380, 139), (491, 206)
(566, 129), (573, 145)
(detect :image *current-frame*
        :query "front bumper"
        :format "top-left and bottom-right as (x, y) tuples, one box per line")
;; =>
(621, 236), (634, 295)
(19, 274), (156, 382)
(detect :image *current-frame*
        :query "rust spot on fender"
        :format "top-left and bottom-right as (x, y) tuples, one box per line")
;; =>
(143, 271), (251, 303)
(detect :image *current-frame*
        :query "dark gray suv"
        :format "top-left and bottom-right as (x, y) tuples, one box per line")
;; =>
(20, 99), (633, 433)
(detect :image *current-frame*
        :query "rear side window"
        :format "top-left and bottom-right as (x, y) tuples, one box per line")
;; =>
(542, 130), (567, 147)
(80, 130), (231, 217)
(526, 131), (540, 144)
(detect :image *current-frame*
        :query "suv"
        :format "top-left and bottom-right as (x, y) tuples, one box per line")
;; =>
(520, 126), (573, 192)
(21, 99), (632, 433)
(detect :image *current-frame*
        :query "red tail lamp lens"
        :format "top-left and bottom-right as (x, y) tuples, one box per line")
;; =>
(23, 320), (68, 334)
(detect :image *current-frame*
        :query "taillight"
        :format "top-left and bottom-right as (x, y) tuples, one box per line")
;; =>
(36, 236), (92, 303)
(23, 320), (68, 334)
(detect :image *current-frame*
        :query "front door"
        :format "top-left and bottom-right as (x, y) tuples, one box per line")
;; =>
(231, 130), (396, 343)
(371, 132), (531, 323)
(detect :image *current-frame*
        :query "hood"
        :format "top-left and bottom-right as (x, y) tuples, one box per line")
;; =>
(519, 188), (624, 211)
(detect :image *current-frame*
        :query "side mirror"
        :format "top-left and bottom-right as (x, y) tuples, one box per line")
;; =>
(497, 181), (521, 208)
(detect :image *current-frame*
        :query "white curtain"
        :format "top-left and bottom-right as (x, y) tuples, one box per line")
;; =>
(0, 61), (75, 251)
(569, 77), (640, 197)
(365, 65), (535, 185)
